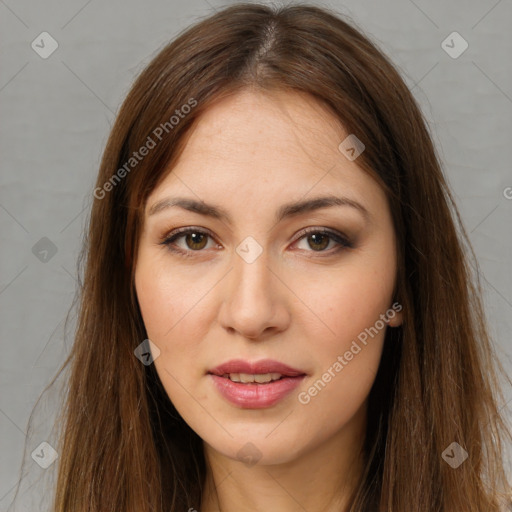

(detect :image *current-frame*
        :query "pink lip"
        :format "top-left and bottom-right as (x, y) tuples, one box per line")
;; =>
(208, 359), (306, 409)
(209, 359), (305, 377)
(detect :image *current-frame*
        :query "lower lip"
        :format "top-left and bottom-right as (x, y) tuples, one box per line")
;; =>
(209, 374), (306, 408)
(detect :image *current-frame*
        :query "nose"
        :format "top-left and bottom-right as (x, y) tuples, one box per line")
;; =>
(218, 250), (291, 341)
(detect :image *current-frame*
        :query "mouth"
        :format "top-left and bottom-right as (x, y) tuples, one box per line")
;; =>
(207, 359), (307, 408)
(214, 372), (290, 384)
(208, 358), (306, 377)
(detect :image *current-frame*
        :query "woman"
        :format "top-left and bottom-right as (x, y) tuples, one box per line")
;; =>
(13, 3), (512, 511)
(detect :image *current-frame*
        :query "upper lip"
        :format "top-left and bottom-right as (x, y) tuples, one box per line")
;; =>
(208, 359), (306, 377)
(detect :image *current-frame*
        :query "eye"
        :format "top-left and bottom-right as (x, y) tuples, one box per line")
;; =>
(159, 226), (352, 257)
(293, 228), (352, 253)
(160, 227), (218, 255)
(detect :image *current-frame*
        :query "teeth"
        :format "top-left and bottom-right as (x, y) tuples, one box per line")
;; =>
(254, 374), (273, 383)
(222, 372), (282, 383)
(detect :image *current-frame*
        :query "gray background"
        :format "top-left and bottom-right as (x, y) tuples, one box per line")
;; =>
(1, 0), (511, 508)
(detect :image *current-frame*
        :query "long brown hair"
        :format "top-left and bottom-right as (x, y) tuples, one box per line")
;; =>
(13, 3), (511, 511)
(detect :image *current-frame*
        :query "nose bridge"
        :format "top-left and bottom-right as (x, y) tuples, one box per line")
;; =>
(231, 246), (274, 310)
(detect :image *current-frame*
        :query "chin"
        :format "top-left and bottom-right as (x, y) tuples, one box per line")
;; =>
(204, 429), (309, 467)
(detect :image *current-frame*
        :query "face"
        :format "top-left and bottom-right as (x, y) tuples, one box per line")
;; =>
(135, 89), (402, 466)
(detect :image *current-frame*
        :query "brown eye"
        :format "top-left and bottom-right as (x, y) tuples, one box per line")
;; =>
(306, 233), (330, 251)
(184, 232), (208, 250)
(294, 228), (352, 254)
(160, 227), (216, 255)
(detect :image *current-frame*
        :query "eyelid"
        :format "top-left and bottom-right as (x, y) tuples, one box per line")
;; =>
(160, 225), (216, 243)
(291, 226), (352, 248)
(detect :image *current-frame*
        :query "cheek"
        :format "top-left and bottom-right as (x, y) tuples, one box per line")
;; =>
(302, 255), (395, 350)
(294, 248), (395, 417)
(135, 260), (215, 393)
(135, 261), (211, 342)
(136, 280), (175, 341)
(296, 282), (389, 432)
(135, 265), (206, 415)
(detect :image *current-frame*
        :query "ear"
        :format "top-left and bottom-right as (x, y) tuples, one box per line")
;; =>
(387, 310), (403, 327)
(386, 301), (403, 327)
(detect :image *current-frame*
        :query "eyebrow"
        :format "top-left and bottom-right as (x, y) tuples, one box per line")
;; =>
(147, 195), (370, 224)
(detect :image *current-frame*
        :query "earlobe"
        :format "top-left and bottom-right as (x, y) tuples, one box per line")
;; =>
(387, 310), (403, 327)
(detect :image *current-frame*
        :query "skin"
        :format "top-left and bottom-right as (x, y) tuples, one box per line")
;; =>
(135, 89), (403, 512)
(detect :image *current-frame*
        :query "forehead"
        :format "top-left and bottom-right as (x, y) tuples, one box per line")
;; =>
(178, 89), (345, 168)
(146, 89), (385, 217)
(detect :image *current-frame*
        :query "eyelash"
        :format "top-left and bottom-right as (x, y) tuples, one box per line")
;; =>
(159, 226), (353, 258)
